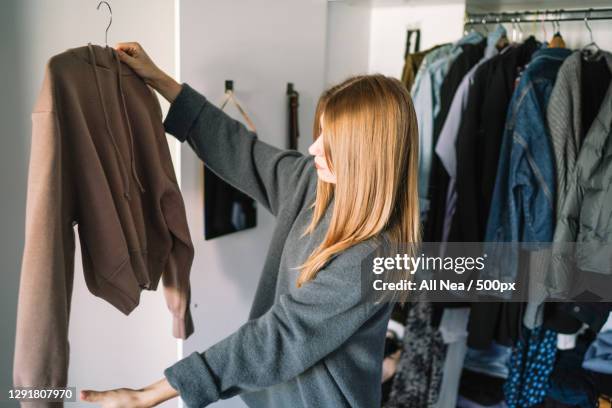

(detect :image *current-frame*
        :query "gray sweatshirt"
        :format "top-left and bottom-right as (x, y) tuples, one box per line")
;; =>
(162, 83), (393, 408)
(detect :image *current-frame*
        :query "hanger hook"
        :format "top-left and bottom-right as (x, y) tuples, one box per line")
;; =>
(549, 11), (555, 34)
(516, 16), (523, 35)
(97, 1), (112, 46)
(584, 9), (595, 43)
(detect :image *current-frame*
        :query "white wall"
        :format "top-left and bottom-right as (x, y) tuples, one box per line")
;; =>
(368, 3), (466, 77)
(1, 1), (179, 407)
(325, 1), (466, 84)
(325, 1), (372, 86)
(178, 1), (327, 407)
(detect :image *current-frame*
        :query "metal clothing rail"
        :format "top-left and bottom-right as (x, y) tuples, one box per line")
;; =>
(465, 7), (612, 25)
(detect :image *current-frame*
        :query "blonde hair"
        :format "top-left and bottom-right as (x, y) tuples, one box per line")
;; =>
(297, 74), (421, 296)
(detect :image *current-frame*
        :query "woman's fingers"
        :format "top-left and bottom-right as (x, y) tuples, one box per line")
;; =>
(113, 41), (160, 84)
(80, 387), (149, 408)
(113, 41), (171, 92)
(116, 48), (136, 64)
(80, 389), (104, 402)
(115, 42), (142, 57)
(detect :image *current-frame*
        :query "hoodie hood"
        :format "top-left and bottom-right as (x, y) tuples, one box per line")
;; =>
(73, 43), (146, 199)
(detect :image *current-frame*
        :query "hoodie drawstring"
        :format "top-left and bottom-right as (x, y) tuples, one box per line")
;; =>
(113, 49), (146, 195)
(87, 43), (145, 200)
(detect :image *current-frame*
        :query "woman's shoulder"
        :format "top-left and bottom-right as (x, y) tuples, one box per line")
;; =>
(286, 155), (319, 210)
(325, 235), (384, 271)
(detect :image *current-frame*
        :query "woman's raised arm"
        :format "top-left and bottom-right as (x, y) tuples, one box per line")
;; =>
(163, 83), (311, 215)
(116, 42), (311, 216)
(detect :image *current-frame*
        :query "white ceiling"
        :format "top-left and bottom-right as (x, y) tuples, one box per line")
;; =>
(328, 0), (465, 6)
(329, 0), (612, 11)
(466, 0), (612, 13)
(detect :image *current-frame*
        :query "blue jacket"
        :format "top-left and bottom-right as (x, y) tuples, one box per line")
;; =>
(484, 47), (571, 283)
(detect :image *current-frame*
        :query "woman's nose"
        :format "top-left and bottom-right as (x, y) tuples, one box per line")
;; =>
(308, 143), (317, 156)
(308, 136), (323, 156)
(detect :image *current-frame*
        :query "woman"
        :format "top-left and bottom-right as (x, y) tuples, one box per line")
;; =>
(81, 42), (420, 408)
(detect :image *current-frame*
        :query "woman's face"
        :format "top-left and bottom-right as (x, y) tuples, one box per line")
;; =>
(308, 115), (337, 184)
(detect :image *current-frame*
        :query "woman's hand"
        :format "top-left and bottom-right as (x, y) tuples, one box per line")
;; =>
(81, 378), (178, 408)
(381, 350), (402, 383)
(80, 387), (148, 408)
(115, 42), (182, 103)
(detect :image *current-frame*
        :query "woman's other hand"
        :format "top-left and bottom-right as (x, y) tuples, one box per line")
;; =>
(81, 378), (178, 407)
(115, 42), (182, 103)
(381, 350), (401, 383)
(80, 387), (148, 408)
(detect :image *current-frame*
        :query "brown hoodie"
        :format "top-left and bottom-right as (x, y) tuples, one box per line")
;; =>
(13, 43), (194, 396)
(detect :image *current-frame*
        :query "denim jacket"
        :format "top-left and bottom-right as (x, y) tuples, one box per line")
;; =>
(483, 48), (571, 283)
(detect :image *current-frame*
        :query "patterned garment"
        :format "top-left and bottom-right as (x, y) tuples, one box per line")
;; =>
(385, 302), (446, 408)
(504, 327), (557, 407)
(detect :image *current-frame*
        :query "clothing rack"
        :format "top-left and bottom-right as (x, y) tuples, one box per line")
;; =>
(465, 7), (612, 25)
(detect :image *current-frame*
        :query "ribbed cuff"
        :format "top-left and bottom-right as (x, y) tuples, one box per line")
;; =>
(172, 308), (195, 339)
(163, 83), (208, 142)
(164, 351), (219, 408)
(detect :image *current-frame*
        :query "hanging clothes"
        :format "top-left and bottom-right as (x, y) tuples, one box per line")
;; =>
(411, 44), (454, 95)
(385, 302), (446, 408)
(447, 36), (539, 350)
(423, 39), (487, 242)
(411, 44), (453, 217)
(13, 44), (195, 393)
(483, 47), (571, 286)
(458, 368), (507, 406)
(520, 52), (612, 337)
(450, 36), (539, 243)
(412, 32), (483, 218)
(545, 51), (612, 299)
(582, 314), (612, 374)
(401, 44), (445, 91)
(545, 52), (612, 294)
(435, 35), (506, 244)
(433, 308), (471, 408)
(504, 326), (557, 408)
(430, 26), (506, 244)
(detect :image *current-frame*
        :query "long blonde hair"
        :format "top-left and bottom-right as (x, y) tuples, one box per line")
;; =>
(297, 74), (421, 290)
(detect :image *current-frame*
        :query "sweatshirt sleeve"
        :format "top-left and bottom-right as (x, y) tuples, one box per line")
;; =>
(163, 263), (383, 407)
(13, 104), (76, 403)
(163, 83), (309, 216)
(160, 189), (195, 339)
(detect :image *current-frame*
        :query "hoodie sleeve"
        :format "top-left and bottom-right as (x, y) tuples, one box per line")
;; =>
(160, 189), (195, 339)
(163, 83), (310, 216)
(163, 263), (385, 407)
(13, 68), (77, 404)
